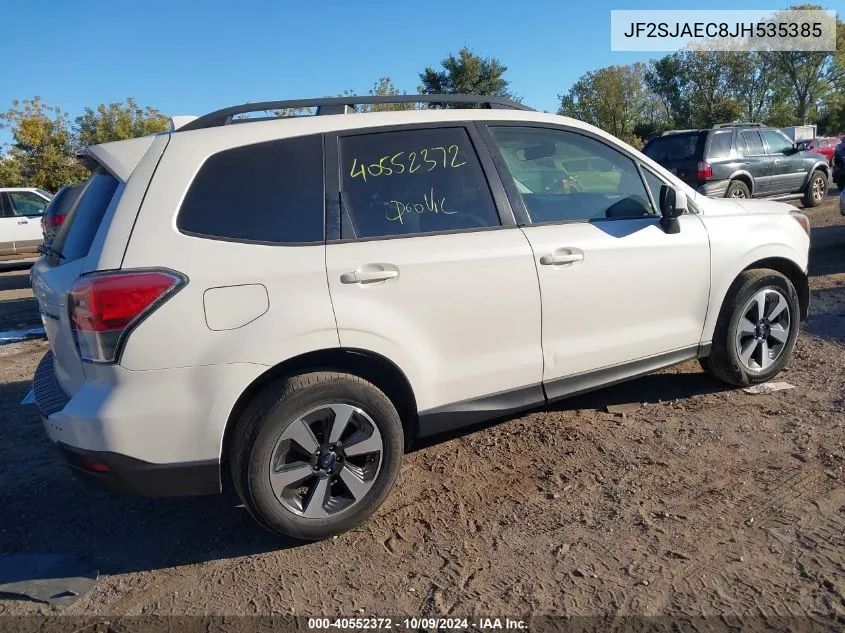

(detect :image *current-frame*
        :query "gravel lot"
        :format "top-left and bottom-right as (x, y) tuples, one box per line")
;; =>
(0, 192), (843, 627)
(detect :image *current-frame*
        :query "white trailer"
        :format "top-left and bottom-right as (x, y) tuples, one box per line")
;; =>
(781, 125), (817, 142)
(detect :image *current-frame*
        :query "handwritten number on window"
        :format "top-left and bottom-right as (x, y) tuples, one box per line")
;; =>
(348, 144), (467, 181)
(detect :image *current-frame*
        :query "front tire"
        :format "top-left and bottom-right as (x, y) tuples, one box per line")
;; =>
(702, 269), (800, 386)
(230, 372), (404, 540)
(802, 170), (827, 207)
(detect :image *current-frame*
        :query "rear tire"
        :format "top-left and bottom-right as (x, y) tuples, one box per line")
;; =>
(802, 170), (827, 207)
(725, 180), (750, 199)
(230, 372), (404, 540)
(702, 269), (800, 386)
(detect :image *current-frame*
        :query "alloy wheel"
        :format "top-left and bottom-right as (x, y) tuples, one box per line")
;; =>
(734, 288), (791, 373)
(812, 176), (825, 202)
(268, 404), (383, 518)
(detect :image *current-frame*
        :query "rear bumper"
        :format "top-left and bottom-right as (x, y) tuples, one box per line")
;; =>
(32, 350), (268, 497)
(55, 443), (219, 497)
(33, 355), (219, 496)
(696, 180), (730, 198)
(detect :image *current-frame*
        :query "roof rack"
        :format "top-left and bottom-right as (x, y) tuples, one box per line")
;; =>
(660, 129), (703, 136)
(712, 122), (764, 129)
(177, 94), (531, 132)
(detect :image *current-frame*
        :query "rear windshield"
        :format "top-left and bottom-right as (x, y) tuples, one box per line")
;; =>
(642, 133), (705, 162)
(50, 169), (120, 265)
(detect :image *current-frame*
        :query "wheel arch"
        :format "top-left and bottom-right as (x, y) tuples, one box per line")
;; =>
(220, 348), (419, 467)
(727, 172), (754, 196)
(802, 162), (830, 188)
(741, 257), (809, 321)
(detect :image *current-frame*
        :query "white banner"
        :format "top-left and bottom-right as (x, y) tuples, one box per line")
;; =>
(610, 9), (837, 52)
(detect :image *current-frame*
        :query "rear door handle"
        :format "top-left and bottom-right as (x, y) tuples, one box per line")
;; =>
(539, 250), (584, 266)
(340, 266), (399, 284)
(17, 219), (28, 225)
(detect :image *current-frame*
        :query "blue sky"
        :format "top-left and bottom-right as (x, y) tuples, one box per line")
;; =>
(0, 0), (831, 149)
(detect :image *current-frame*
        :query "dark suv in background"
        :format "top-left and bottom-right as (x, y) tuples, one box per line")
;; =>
(642, 123), (830, 207)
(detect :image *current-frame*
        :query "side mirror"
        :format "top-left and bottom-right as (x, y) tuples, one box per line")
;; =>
(795, 141), (807, 152)
(658, 184), (685, 234)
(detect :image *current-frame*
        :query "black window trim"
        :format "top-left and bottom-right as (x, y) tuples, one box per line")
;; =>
(324, 121), (519, 244)
(477, 121), (667, 228)
(0, 193), (9, 217)
(175, 133), (327, 248)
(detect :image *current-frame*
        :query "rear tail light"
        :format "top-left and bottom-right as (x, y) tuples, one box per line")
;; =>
(69, 269), (186, 363)
(789, 211), (811, 236)
(697, 161), (712, 181)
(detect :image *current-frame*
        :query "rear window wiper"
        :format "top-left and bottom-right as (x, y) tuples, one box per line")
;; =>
(38, 244), (65, 261)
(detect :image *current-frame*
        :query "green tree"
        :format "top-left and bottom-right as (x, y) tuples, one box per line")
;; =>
(684, 51), (743, 127)
(558, 63), (648, 146)
(0, 97), (87, 191)
(0, 155), (23, 187)
(768, 5), (845, 124)
(360, 77), (414, 112)
(76, 97), (169, 147)
(419, 47), (514, 107)
(644, 54), (692, 128)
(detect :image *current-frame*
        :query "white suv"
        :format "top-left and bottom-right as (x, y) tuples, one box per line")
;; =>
(28, 95), (811, 540)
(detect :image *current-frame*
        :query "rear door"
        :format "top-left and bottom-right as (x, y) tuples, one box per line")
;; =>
(30, 171), (121, 395)
(739, 130), (771, 195)
(324, 124), (543, 429)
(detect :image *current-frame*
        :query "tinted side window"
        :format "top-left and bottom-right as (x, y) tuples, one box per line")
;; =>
(488, 126), (655, 223)
(742, 130), (765, 155)
(52, 170), (120, 264)
(339, 127), (500, 239)
(178, 135), (324, 244)
(762, 130), (793, 154)
(707, 131), (733, 159)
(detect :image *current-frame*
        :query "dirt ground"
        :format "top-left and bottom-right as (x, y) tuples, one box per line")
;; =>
(0, 192), (843, 628)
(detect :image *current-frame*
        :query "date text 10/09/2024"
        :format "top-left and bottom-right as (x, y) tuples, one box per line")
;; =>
(307, 617), (528, 630)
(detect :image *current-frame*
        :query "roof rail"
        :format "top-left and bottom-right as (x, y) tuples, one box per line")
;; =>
(712, 122), (764, 129)
(660, 129), (703, 136)
(177, 94), (532, 132)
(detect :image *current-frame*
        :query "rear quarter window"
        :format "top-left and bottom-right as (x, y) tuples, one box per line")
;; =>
(706, 131), (733, 159)
(177, 134), (324, 244)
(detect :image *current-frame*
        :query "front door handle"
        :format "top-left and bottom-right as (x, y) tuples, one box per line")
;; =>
(17, 219), (28, 225)
(340, 266), (399, 284)
(540, 251), (584, 266)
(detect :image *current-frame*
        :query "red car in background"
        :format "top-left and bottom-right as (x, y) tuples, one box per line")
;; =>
(805, 137), (838, 164)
